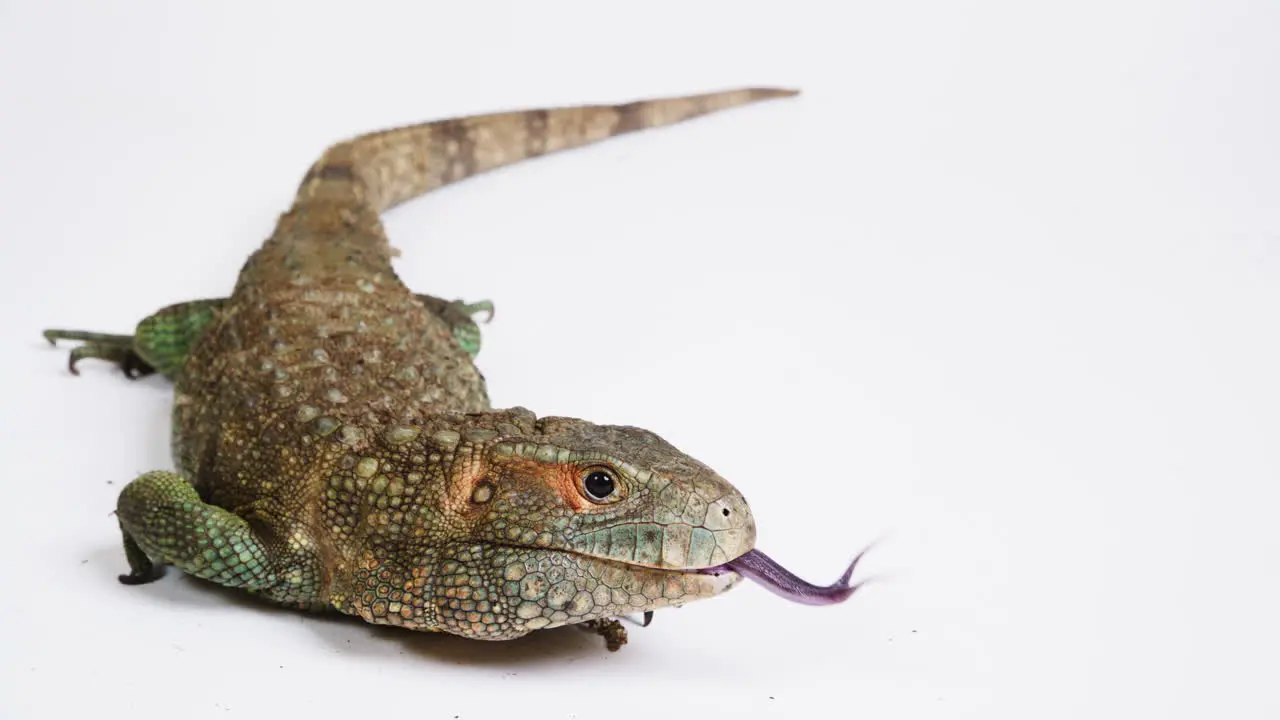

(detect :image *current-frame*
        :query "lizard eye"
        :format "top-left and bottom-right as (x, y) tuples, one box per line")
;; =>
(581, 469), (617, 502)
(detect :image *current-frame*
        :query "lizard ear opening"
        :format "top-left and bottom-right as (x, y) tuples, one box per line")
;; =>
(470, 479), (496, 504)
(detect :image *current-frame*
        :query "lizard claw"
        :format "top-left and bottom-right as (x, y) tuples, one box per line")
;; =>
(121, 351), (157, 379)
(457, 299), (494, 324)
(621, 610), (654, 628)
(117, 565), (165, 585)
(44, 329), (156, 378)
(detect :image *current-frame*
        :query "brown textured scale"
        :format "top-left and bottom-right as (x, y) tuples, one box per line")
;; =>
(297, 87), (798, 213)
(72, 88), (862, 650)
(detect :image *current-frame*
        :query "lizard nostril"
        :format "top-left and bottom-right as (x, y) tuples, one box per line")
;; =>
(722, 508), (731, 517)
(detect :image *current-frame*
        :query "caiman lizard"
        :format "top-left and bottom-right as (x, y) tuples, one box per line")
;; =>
(45, 87), (866, 651)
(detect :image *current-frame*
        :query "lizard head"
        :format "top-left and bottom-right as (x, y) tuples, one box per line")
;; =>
(350, 408), (866, 641)
(417, 409), (756, 639)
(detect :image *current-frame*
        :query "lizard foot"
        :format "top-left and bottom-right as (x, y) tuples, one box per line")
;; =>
(118, 566), (166, 585)
(118, 527), (165, 585)
(452, 299), (494, 324)
(43, 330), (156, 378)
(413, 295), (494, 358)
(580, 618), (629, 651)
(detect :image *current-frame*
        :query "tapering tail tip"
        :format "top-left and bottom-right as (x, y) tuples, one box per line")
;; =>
(752, 87), (801, 99)
(638, 86), (801, 128)
(297, 85), (805, 214)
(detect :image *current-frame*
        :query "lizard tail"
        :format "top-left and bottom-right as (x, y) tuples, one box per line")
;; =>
(294, 87), (799, 214)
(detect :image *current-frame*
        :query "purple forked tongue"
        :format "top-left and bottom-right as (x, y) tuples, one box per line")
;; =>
(702, 548), (869, 606)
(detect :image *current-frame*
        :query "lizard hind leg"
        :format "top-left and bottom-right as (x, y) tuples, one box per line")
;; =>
(414, 294), (494, 358)
(42, 330), (155, 378)
(130, 298), (224, 377)
(44, 294), (481, 377)
(43, 298), (224, 379)
(116, 471), (324, 607)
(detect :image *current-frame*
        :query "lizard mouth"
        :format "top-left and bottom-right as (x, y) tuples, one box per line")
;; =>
(696, 547), (870, 606)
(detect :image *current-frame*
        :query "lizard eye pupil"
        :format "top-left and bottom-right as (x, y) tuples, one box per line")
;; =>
(583, 470), (616, 500)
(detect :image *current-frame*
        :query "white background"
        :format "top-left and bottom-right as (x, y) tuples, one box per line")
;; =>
(1, 1), (1278, 718)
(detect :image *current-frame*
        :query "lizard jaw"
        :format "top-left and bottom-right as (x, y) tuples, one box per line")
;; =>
(570, 551), (745, 599)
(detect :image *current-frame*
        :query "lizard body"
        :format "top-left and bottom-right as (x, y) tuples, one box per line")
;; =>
(46, 88), (864, 648)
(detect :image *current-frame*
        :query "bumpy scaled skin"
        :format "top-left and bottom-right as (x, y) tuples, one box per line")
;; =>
(47, 88), (799, 647)
(321, 411), (749, 637)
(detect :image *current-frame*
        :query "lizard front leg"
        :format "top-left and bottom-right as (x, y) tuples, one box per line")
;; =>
(116, 471), (325, 607)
